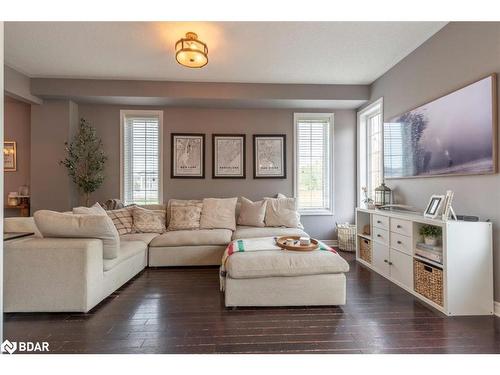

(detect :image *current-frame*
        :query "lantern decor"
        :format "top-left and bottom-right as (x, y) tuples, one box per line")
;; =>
(175, 32), (208, 68)
(374, 182), (392, 207)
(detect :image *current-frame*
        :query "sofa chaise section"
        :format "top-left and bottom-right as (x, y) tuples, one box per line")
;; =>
(4, 231), (148, 313)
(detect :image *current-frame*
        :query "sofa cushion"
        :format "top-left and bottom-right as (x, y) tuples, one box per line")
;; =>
(120, 233), (160, 244)
(150, 229), (232, 247)
(103, 240), (147, 271)
(132, 206), (166, 233)
(237, 197), (267, 227)
(167, 199), (202, 226)
(73, 202), (107, 215)
(226, 249), (349, 279)
(107, 206), (135, 235)
(200, 197), (238, 230)
(167, 202), (203, 231)
(232, 225), (308, 240)
(264, 196), (302, 228)
(34, 210), (120, 259)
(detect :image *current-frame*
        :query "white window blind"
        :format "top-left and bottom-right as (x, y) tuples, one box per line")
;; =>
(121, 111), (162, 205)
(367, 112), (383, 199)
(294, 114), (333, 214)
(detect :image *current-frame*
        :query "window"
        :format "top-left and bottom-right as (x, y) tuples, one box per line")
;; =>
(120, 110), (163, 205)
(357, 99), (383, 204)
(294, 113), (334, 215)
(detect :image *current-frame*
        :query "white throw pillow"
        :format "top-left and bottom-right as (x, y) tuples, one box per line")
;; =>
(73, 202), (107, 215)
(237, 197), (267, 227)
(200, 197), (238, 230)
(34, 210), (120, 259)
(264, 196), (303, 228)
(132, 206), (167, 233)
(106, 206), (135, 235)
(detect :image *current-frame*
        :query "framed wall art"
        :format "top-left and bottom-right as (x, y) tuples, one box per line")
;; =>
(253, 134), (286, 179)
(171, 133), (205, 178)
(212, 134), (246, 178)
(384, 74), (497, 179)
(4, 141), (17, 172)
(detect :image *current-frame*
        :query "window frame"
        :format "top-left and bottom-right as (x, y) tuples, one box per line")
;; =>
(120, 109), (164, 206)
(293, 112), (334, 216)
(357, 98), (384, 206)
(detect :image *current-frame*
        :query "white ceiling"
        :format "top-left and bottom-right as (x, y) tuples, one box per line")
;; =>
(5, 22), (446, 85)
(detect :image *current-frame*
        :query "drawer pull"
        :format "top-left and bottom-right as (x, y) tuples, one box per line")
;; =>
(397, 224), (402, 229)
(377, 234), (382, 238)
(384, 259), (388, 263)
(377, 220), (382, 224)
(388, 261), (393, 265)
(397, 240), (402, 245)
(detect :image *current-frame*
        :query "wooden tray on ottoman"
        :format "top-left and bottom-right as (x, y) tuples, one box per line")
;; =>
(276, 236), (319, 251)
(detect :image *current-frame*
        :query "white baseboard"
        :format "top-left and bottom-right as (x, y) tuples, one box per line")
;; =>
(495, 301), (500, 317)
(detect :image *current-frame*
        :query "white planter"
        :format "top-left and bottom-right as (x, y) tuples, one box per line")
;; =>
(424, 236), (438, 246)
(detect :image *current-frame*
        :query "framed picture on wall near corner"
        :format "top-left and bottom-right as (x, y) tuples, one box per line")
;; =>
(4, 141), (17, 172)
(253, 134), (286, 179)
(171, 133), (205, 178)
(212, 134), (246, 179)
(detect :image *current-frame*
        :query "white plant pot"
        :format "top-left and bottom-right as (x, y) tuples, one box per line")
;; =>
(424, 236), (438, 246)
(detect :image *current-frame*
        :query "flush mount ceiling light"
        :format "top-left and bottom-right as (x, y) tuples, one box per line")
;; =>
(175, 32), (208, 68)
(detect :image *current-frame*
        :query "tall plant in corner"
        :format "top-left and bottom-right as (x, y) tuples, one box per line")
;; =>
(60, 118), (107, 206)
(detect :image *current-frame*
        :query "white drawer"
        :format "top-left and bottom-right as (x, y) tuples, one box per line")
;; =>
(391, 218), (412, 237)
(390, 232), (412, 255)
(373, 227), (389, 245)
(373, 214), (389, 230)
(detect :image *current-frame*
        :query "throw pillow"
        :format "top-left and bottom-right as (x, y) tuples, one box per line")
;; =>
(132, 206), (166, 233)
(237, 197), (267, 227)
(107, 206), (135, 235)
(200, 197), (238, 230)
(264, 196), (303, 228)
(166, 199), (203, 226)
(167, 202), (203, 231)
(34, 210), (120, 259)
(73, 202), (107, 215)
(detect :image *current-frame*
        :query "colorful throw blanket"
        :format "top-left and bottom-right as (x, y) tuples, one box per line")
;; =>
(219, 237), (337, 290)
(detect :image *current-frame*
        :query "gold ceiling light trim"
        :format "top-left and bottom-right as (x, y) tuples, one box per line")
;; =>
(175, 32), (208, 68)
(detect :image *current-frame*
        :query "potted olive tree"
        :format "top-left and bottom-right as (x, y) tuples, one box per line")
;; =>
(60, 118), (107, 206)
(419, 225), (442, 246)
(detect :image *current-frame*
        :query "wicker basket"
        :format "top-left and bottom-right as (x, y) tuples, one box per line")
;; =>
(359, 238), (372, 264)
(337, 223), (356, 252)
(414, 259), (444, 306)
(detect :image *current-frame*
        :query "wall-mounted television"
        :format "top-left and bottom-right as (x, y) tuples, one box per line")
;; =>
(384, 74), (497, 179)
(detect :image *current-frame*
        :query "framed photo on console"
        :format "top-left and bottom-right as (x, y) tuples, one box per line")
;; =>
(171, 133), (205, 178)
(253, 134), (286, 179)
(424, 194), (445, 219)
(212, 134), (246, 178)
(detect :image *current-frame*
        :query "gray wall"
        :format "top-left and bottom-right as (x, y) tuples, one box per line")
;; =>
(368, 22), (500, 301)
(4, 97), (30, 216)
(73, 105), (356, 240)
(30, 100), (79, 212)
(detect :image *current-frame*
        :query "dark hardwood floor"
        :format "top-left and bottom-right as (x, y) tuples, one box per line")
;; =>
(4, 251), (500, 354)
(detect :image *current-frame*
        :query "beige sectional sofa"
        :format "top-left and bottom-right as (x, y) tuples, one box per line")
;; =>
(3, 198), (308, 312)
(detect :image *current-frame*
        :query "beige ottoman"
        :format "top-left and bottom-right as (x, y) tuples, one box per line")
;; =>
(223, 246), (350, 307)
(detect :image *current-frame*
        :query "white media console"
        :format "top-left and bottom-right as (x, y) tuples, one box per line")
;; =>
(355, 208), (494, 316)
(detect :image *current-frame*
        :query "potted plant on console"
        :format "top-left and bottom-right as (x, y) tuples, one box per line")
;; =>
(419, 225), (442, 246)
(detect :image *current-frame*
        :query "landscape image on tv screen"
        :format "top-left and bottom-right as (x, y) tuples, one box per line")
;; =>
(384, 75), (496, 178)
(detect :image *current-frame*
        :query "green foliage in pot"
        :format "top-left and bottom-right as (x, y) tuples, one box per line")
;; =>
(60, 118), (107, 206)
(419, 225), (442, 238)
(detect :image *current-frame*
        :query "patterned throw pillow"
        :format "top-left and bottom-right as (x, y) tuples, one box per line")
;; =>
(167, 203), (203, 231)
(132, 206), (167, 233)
(106, 206), (135, 235)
